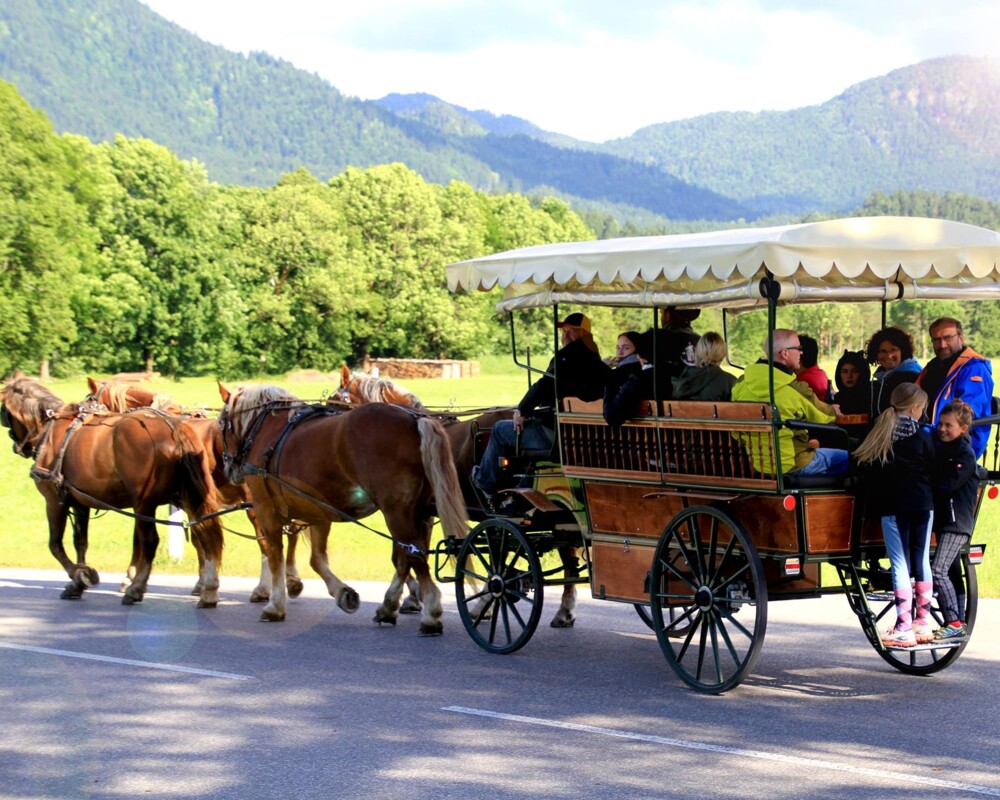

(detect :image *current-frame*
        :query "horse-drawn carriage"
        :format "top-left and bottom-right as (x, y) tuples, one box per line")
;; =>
(436, 216), (1000, 693)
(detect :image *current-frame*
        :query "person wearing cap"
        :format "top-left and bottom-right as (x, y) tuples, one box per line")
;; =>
(471, 312), (609, 507)
(653, 306), (701, 398)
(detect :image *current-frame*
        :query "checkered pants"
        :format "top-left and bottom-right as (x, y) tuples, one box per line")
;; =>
(931, 531), (970, 624)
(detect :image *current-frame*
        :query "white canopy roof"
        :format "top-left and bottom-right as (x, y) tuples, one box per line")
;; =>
(446, 216), (1000, 311)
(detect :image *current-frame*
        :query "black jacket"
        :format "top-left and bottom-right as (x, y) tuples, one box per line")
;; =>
(933, 435), (980, 535)
(520, 338), (609, 426)
(860, 424), (935, 517)
(672, 364), (736, 401)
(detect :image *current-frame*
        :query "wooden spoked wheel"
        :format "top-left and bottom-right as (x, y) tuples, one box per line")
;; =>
(865, 555), (978, 675)
(455, 519), (544, 654)
(650, 505), (767, 693)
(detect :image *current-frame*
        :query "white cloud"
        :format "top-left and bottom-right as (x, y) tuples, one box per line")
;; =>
(140, 0), (998, 142)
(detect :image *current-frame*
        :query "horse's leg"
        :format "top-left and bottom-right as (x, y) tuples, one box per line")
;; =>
(189, 520), (221, 609)
(306, 524), (359, 613)
(549, 545), (580, 628)
(251, 549), (271, 603)
(259, 525), (287, 622)
(382, 511), (442, 636)
(120, 528), (141, 593)
(69, 506), (100, 591)
(399, 572), (423, 614)
(122, 515), (158, 605)
(190, 526), (207, 596)
(46, 499), (88, 600)
(285, 528), (304, 598)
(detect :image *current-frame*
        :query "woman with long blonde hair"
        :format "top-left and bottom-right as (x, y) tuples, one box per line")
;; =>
(855, 382), (936, 647)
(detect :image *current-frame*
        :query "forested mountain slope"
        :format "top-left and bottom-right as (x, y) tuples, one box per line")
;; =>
(599, 57), (1000, 215)
(0, 0), (744, 221)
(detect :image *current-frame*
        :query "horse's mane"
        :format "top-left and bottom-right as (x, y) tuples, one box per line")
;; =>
(96, 381), (176, 413)
(348, 372), (425, 410)
(1, 377), (67, 427)
(227, 384), (302, 440)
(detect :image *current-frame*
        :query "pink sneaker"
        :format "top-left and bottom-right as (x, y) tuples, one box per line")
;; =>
(882, 626), (917, 647)
(912, 618), (934, 644)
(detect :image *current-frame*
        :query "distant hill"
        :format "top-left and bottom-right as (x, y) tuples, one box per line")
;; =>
(2, 0), (998, 221)
(0, 0), (745, 222)
(597, 56), (1000, 215)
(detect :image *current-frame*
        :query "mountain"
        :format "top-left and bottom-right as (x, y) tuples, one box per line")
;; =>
(0, 0), (745, 222)
(1, 0), (998, 222)
(597, 56), (1000, 216)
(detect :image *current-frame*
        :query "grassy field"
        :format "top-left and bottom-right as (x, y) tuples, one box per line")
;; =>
(2, 358), (997, 598)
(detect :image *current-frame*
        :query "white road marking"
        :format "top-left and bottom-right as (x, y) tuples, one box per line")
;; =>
(0, 642), (252, 681)
(443, 706), (1000, 797)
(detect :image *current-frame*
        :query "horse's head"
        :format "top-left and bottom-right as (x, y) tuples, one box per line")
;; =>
(217, 382), (299, 485)
(0, 377), (65, 458)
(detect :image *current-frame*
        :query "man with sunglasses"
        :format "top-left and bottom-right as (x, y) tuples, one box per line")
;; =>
(732, 328), (849, 477)
(917, 317), (994, 458)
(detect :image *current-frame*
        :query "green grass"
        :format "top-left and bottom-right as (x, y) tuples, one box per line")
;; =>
(2, 365), (997, 598)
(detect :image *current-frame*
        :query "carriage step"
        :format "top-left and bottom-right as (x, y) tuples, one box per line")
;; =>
(883, 639), (964, 652)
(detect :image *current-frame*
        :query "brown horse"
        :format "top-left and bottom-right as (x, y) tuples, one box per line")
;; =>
(86, 377), (304, 603)
(218, 383), (468, 632)
(0, 377), (224, 606)
(338, 364), (426, 409)
(329, 387), (584, 628)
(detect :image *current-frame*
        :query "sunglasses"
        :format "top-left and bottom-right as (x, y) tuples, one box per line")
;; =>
(783, 345), (803, 352)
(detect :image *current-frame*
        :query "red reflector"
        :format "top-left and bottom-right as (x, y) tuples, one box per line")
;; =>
(969, 545), (984, 565)
(784, 557), (801, 576)
(783, 495), (797, 511)
(988, 486), (998, 500)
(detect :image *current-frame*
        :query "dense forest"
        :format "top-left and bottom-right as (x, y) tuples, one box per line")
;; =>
(4, 77), (1000, 381)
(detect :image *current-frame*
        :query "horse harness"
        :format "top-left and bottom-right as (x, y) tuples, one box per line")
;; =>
(220, 399), (430, 557)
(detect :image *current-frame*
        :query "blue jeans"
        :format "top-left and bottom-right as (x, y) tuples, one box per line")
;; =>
(796, 447), (849, 476)
(474, 417), (554, 495)
(881, 510), (933, 591)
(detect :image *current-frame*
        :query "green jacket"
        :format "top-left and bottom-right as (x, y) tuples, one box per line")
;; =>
(731, 361), (836, 473)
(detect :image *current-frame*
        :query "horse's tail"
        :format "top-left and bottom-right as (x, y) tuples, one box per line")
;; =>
(417, 416), (469, 541)
(172, 421), (225, 558)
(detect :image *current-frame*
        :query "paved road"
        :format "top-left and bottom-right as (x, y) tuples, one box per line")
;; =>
(0, 568), (998, 800)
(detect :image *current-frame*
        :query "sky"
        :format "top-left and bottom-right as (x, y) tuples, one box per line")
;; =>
(140, 0), (1000, 143)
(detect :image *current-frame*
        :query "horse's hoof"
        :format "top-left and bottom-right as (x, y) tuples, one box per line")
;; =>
(337, 588), (360, 614)
(249, 590), (269, 603)
(287, 578), (304, 598)
(60, 586), (83, 600)
(419, 623), (444, 637)
(197, 600), (218, 609)
(373, 612), (397, 626)
(76, 566), (99, 588)
(399, 596), (422, 614)
(259, 609), (285, 622)
(121, 594), (142, 605)
(550, 615), (575, 628)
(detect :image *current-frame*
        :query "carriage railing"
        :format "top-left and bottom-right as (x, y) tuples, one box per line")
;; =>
(558, 398), (778, 491)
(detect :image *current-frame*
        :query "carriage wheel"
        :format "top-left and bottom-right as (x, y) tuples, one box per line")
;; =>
(650, 505), (767, 693)
(864, 555), (978, 675)
(633, 602), (694, 637)
(455, 519), (544, 654)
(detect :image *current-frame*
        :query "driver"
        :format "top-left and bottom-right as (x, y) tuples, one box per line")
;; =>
(471, 312), (608, 509)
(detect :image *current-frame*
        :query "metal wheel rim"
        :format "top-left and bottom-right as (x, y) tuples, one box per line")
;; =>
(455, 519), (544, 654)
(650, 505), (767, 693)
(868, 556), (977, 675)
